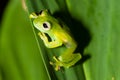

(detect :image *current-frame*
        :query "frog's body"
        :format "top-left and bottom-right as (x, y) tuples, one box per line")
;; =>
(30, 10), (82, 71)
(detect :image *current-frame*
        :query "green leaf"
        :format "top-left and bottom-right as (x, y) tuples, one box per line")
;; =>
(66, 0), (120, 80)
(0, 0), (50, 80)
(25, 0), (85, 80)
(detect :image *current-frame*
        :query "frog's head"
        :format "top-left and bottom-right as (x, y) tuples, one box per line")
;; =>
(30, 10), (56, 33)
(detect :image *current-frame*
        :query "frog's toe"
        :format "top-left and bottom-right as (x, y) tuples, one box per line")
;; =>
(55, 65), (61, 71)
(49, 61), (54, 65)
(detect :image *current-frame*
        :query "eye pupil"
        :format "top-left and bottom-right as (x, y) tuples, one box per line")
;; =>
(43, 23), (48, 28)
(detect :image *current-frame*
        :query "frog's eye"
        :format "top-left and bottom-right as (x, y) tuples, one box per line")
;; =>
(42, 22), (51, 30)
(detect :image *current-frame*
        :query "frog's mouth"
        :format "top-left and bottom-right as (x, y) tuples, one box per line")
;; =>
(44, 33), (52, 42)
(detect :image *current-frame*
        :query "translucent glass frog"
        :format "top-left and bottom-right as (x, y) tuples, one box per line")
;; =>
(30, 10), (82, 71)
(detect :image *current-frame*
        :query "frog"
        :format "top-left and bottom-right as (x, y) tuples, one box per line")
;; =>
(30, 10), (82, 71)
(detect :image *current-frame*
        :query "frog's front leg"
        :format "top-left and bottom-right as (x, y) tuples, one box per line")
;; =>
(38, 32), (62, 48)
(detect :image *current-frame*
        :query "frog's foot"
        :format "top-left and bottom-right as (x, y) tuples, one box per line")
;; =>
(38, 32), (48, 41)
(50, 56), (63, 71)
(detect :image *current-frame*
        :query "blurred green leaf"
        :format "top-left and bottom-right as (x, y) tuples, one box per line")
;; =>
(66, 0), (120, 80)
(0, 0), (50, 80)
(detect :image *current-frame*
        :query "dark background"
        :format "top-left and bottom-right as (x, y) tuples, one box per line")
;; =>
(0, 0), (9, 21)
